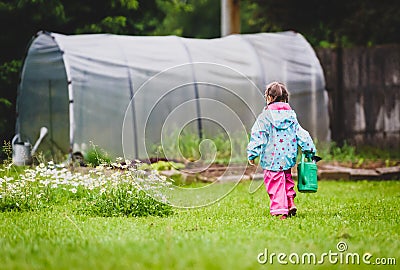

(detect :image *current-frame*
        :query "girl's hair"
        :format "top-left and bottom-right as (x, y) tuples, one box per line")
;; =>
(264, 81), (289, 104)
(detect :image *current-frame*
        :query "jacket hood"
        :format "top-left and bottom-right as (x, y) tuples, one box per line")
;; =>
(263, 103), (297, 129)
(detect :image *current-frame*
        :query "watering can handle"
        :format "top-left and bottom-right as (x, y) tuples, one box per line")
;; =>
(12, 134), (20, 146)
(300, 153), (305, 184)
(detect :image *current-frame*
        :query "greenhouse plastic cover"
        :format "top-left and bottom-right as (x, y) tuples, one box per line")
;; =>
(17, 31), (329, 159)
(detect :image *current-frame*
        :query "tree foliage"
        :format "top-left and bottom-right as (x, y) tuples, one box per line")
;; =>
(154, 0), (220, 38)
(243, 0), (400, 47)
(0, 60), (21, 147)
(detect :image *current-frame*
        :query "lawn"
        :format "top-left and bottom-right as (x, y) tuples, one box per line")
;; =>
(1, 179), (399, 270)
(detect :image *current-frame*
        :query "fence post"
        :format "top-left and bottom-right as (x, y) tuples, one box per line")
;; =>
(333, 45), (345, 145)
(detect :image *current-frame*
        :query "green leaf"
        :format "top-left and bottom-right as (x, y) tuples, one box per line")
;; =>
(0, 98), (11, 108)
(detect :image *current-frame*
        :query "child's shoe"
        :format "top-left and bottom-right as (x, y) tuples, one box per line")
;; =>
(280, 214), (288, 220)
(273, 214), (287, 220)
(288, 197), (297, 217)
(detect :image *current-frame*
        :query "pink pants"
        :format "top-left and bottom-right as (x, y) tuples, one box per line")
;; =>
(264, 169), (296, 216)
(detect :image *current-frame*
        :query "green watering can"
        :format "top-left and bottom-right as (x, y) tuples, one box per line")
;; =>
(297, 153), (320, 193)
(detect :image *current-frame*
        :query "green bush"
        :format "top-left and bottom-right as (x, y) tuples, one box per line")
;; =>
(79, 188), (173, 217)
(316, 141), (357, 162)
(0, 161), (173, 217)
(316, 141), (400, 164)
(138, 161), (185, 171)
(85, 145), (112, 166)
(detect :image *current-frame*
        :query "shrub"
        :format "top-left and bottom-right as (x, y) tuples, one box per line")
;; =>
(79, 188), (173, 217)
(0, 161), (174, 217)
(138, 161), (185, 171)
(316, 141), (400, 165)
(85, 145), (112, 166)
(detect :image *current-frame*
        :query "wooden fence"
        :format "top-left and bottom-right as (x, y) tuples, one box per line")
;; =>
(316, 44), (400, 149)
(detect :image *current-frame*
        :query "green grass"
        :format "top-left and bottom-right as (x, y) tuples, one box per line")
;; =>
(1, 180), (399, 270)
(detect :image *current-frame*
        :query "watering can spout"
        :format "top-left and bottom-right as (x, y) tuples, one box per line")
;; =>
(31, 127), (48, 156)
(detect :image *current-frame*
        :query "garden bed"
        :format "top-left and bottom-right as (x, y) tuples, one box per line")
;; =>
(160, 160), (400, 183)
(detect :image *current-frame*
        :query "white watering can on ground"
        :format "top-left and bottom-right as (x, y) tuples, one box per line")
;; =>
(12, 127), (48, 166)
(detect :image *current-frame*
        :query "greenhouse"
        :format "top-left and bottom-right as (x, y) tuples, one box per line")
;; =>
(16, 30), (329, 159)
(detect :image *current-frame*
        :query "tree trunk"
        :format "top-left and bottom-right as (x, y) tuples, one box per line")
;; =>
(221, 0), (240, 36)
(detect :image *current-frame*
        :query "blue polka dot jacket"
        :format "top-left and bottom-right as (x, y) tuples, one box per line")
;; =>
(247, 102), (316, 171)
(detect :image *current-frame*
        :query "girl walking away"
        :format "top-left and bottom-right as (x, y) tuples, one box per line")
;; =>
(247, 82), (316, 220)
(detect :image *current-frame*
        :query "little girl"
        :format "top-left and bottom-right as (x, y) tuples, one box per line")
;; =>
(247, 82), (316, 220)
